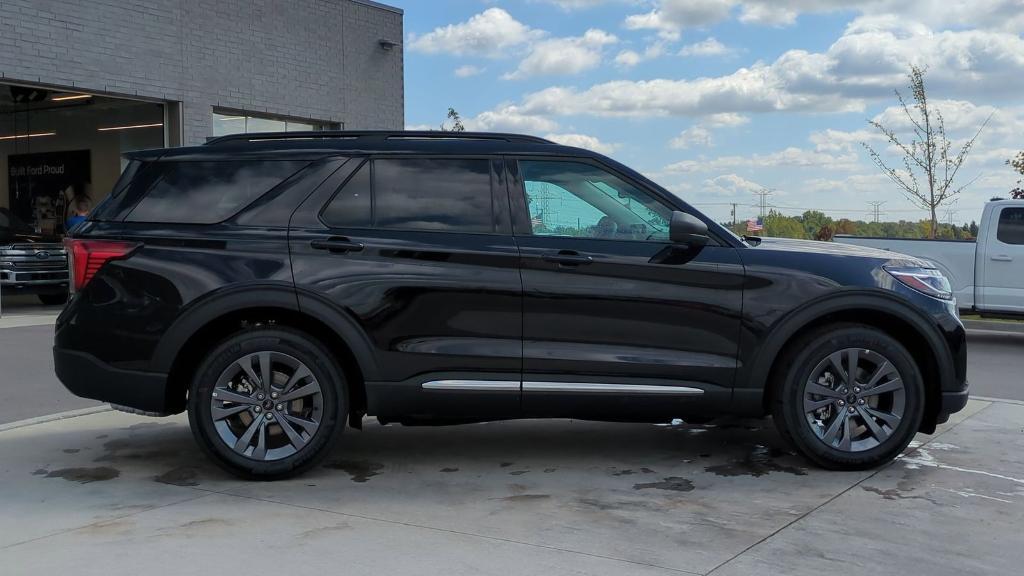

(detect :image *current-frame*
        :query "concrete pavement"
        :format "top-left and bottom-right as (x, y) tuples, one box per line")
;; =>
(2, 399), (1022, 575)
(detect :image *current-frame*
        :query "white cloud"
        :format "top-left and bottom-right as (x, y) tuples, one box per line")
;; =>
(504, 29), (618, 79)
(626, 0), (735, 39)
(705, 112), (751, 127)
(670, 126), (713, 149)
(614, 41), (670, 68)
(678, 37), (734, 57)
(465, 104), (560, 133)
(544, 133), (619, 154)
(623, 1), (1024, 34)
(704, 173), (765, 196)
(407, 8), (543, 58)
(665, 147), (862, 173)
(454, 65), (485, 78)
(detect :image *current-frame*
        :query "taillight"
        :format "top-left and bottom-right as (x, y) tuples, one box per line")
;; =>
(63, 238), (140, 292)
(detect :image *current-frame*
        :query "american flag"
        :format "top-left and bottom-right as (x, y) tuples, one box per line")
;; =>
(746, 217), (764, 232)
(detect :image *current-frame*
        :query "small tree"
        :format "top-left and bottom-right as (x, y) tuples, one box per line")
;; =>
(1009, 151), (1024, 199)
(441, 107), (465, 132)
(862, 66), (990, 238)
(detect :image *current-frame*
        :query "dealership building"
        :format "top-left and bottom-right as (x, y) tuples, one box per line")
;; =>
(0, 0), (403, 235)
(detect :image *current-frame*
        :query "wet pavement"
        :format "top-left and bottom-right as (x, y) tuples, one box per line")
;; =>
(2, 399), (1021, 575)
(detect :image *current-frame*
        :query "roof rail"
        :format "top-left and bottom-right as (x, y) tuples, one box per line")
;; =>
(205, 130), (555, 146)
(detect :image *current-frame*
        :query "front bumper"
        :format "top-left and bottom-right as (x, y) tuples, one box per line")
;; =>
(53, 347), (172, 414)
(935, 388), (970, 425)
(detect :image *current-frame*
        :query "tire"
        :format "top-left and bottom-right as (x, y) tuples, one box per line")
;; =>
(188, 327), (346, 480)
(38, 292), (68, 306)
(771, 323), (924, 470)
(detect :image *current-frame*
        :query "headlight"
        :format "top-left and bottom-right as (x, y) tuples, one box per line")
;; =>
(884, 266), (952, 300)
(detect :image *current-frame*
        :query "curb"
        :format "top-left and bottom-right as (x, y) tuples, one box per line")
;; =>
(963, 319), (1024, 334)
(0, 405), (112, 434)
(972, 395), (1024, 406)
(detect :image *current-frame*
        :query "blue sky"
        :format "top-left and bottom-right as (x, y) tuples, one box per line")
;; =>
(388, 0), (1024, 225)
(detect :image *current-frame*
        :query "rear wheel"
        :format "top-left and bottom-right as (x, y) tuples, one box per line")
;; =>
(771, 324), (924, 470)
(188, 327), (346, 479)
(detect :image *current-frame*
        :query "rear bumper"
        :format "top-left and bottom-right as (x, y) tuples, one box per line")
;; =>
(53, 347), (172, 414)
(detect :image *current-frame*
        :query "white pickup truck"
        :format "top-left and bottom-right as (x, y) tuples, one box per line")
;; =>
(837, 199), (1024, 316)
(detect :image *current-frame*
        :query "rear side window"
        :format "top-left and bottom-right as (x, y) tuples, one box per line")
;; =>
(375, 158), (492, 232)
(996, 207), (1024, 245)
(125, 160), (307, 224)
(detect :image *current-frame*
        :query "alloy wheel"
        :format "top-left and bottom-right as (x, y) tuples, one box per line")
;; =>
(803, 348), (906, 452)
(209, 351), (323, 461)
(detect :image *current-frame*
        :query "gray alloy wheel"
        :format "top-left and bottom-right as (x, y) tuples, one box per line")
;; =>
(210, 351), (324, 461)
(803, 348), (906, 452)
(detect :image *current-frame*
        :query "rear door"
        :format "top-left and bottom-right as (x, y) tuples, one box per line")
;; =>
(289, 156), (523, 421)
(508, 158), (744, 420)
(978, 205), (1024, 312)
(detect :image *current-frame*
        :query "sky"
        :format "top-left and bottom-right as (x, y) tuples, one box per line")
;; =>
(387, 0), (1024, 226)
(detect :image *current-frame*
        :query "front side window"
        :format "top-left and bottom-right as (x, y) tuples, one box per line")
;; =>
(519, 160), (672, 241)
(374, 158), (493, 233)
(996, 207), (1024, 245)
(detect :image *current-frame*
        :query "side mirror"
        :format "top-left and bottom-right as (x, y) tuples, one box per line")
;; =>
(669, 211), (709, 247)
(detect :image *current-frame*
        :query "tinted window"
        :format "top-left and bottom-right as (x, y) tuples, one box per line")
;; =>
(321, 161), (372, 228)
(125, 161), (307, 224)
(374, 158), (492, 232)
(519, 160), (672, 241)
(997, 207), (1024, 245)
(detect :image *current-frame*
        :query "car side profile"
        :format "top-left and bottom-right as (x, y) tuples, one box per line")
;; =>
(54, 131), (968, 479)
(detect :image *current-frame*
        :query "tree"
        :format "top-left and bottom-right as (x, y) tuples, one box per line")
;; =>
(862, 66), (990, 238)
(1009, 151), (1024, 199)
(441, 107), (465, 132)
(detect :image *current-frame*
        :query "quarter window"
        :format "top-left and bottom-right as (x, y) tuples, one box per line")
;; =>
(125, 160), (308, 224)
(996, 207), (1024, 245)
(519, 160), (672, 241)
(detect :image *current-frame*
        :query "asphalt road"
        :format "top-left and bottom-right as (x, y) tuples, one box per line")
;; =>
(0, 322), (1021, 426)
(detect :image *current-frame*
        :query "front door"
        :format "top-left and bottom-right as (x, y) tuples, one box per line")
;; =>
(508, 158), (744, 420)
(289, 156), (522, 421)
(979, 205), (1024, 313)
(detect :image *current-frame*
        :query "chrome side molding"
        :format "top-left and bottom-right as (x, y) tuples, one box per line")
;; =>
(422, 380), (521, 391)
(522, 382), (703, 395)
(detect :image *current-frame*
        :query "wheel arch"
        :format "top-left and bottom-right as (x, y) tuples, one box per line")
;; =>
(154, 285), (378, 420)
(750, 291), (953, 433)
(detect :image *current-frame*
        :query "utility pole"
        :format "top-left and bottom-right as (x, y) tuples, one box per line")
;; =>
(753, 188), (773, 235)
(730, 203), (737, 227)
(868, 201), (886, 223)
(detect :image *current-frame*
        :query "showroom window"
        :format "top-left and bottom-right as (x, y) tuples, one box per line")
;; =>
(212, 111), (335, 137)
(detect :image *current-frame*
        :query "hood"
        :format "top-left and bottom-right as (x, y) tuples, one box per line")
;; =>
(754, 237), (930, 266)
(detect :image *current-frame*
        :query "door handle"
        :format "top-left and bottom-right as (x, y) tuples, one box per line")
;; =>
(541, 250), (594, 266)
(310, 238), (365, 253)
(991, 254), (1013, 262)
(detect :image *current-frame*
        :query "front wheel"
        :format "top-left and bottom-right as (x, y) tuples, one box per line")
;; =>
(771, 324), (924, 470)
(188, 327), (346, 479)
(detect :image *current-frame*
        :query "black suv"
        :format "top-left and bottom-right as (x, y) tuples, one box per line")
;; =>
(54, 131), (968, 479)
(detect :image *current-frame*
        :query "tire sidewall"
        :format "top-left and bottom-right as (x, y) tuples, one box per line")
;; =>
(779, 326), (924, 469)
(188, 328), (346, 479)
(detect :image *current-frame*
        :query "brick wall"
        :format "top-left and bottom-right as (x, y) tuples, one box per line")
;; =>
(0, 0), (404, 144)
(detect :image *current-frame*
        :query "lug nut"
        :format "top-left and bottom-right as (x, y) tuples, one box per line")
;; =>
(212, 392), (218, 398)
(276, 404), (283, 411)
(254, 406), (262, 413)
(854, 386), (861, 394)
(859, 399), (865, 405)
(271, 392), (278, 399)
(848, 407), (856, 414)
(266, 413), (274, 420)
(257, 393), (265, 400)
(838, 400), (845, 407)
